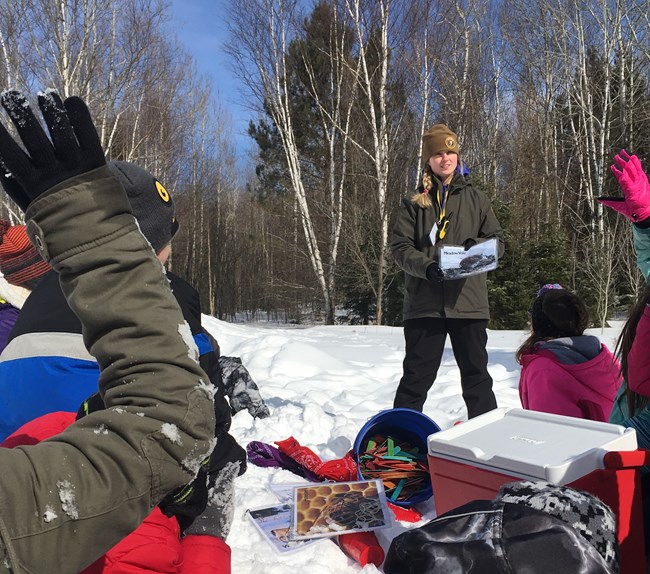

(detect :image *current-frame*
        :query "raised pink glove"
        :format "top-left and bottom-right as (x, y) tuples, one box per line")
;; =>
(598, 149), (650, 223)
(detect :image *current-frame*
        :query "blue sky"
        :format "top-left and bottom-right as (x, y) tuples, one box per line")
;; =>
(168, 0), (253, 158)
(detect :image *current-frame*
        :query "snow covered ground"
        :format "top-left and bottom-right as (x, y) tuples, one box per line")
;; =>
(203, 317), (622, 573)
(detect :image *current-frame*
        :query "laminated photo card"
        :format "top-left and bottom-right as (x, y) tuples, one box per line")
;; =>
(246, 503), (323, 554)
(269, 481), (315, 503)
(290, 479), (392, 540)
(439, 237), (498, 279)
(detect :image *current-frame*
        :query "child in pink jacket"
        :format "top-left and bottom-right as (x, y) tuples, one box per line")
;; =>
(516, 284), (620, 422)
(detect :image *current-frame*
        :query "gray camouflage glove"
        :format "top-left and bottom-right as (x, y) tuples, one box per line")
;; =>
(218, 356), (270, 419)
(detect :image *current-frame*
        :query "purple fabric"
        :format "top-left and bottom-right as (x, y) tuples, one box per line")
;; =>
(246, 441), (321, 482)
(0, 302), (19, 354)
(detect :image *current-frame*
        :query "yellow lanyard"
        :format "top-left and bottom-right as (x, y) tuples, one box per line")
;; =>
(437, 186), (447, 218)
(436, 186), (450, 240)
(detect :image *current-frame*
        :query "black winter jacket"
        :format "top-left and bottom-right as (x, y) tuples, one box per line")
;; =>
(385, 481), (619, 574)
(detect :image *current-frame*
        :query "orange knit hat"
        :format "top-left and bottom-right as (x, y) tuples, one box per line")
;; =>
(0, 220), (50, 289)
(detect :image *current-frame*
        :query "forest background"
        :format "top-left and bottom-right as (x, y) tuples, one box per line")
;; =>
(0, 0), (648, 329)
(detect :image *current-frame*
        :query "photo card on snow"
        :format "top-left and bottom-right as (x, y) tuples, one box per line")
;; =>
(290, 479), (392, 540)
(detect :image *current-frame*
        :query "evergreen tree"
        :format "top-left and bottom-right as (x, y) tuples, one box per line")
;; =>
(489, 194), (572, 330)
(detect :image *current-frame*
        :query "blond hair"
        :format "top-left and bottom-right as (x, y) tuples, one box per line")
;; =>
(410, 164), (434, 208)
(411, 156), (464, 209)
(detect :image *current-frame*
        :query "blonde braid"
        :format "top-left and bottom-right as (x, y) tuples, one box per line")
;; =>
(411, 164), (434, 208)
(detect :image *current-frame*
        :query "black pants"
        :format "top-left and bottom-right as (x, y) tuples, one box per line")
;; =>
(393, 317), (497, 418)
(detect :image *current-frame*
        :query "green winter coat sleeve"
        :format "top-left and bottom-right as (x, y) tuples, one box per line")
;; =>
(391, 198), (435, 279)
(608, 380), (630, 425)
(632, 225), (650, 280)
(0, 167), (215, 573)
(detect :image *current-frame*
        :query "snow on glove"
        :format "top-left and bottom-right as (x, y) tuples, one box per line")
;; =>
(0, 90), (105, 211)
(598, 149), (650, 224)
(159, 461), (210, 532)
(183, 460), (242, 540)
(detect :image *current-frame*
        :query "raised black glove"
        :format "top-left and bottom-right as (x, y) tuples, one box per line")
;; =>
(463, 238), (477, 251)
(426, 262), (445, 282)
(0, 90), (105, 210)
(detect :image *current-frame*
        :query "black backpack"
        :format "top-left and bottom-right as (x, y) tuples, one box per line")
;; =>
(385, 480), (619, 574)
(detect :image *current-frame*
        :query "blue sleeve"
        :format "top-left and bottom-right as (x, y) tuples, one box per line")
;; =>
(193, 332), (213, 357)
(0, 355), (100, 442)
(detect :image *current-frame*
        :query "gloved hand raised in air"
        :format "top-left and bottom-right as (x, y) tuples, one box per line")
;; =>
(0, 90), (105, 211)
(598, 149), (650, 224)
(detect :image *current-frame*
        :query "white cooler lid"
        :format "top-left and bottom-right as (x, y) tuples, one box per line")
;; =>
(427, 407), (638, 484)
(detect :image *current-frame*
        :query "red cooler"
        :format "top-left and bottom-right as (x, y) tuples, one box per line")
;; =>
(427, 408), (646, 574)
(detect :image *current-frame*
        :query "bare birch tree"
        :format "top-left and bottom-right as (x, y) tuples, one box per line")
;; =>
(339, 0), (398, 324)
(226, 0), (351, 324)
(298, 2), (357, 324)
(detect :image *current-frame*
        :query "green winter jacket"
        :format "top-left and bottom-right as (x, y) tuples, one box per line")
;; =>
(608, 224), (650, 425)
(633, 224), (650, 280)
(0, 167), (215, 573)
(391, 173), (504, 321)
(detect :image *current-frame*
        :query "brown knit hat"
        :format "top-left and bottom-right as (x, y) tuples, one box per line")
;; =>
(421, 124), (459, 164)
(0, 220), (50, 289)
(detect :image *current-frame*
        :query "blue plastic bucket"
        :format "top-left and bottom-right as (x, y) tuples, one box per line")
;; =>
(353, 408), (441, 507)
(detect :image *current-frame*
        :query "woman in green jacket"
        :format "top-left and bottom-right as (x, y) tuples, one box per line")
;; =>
(391, 124), (504, 418)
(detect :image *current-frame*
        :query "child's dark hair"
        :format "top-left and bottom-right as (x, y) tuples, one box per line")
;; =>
(516, 288), (589, 364)
(615, 281), (650, 417)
